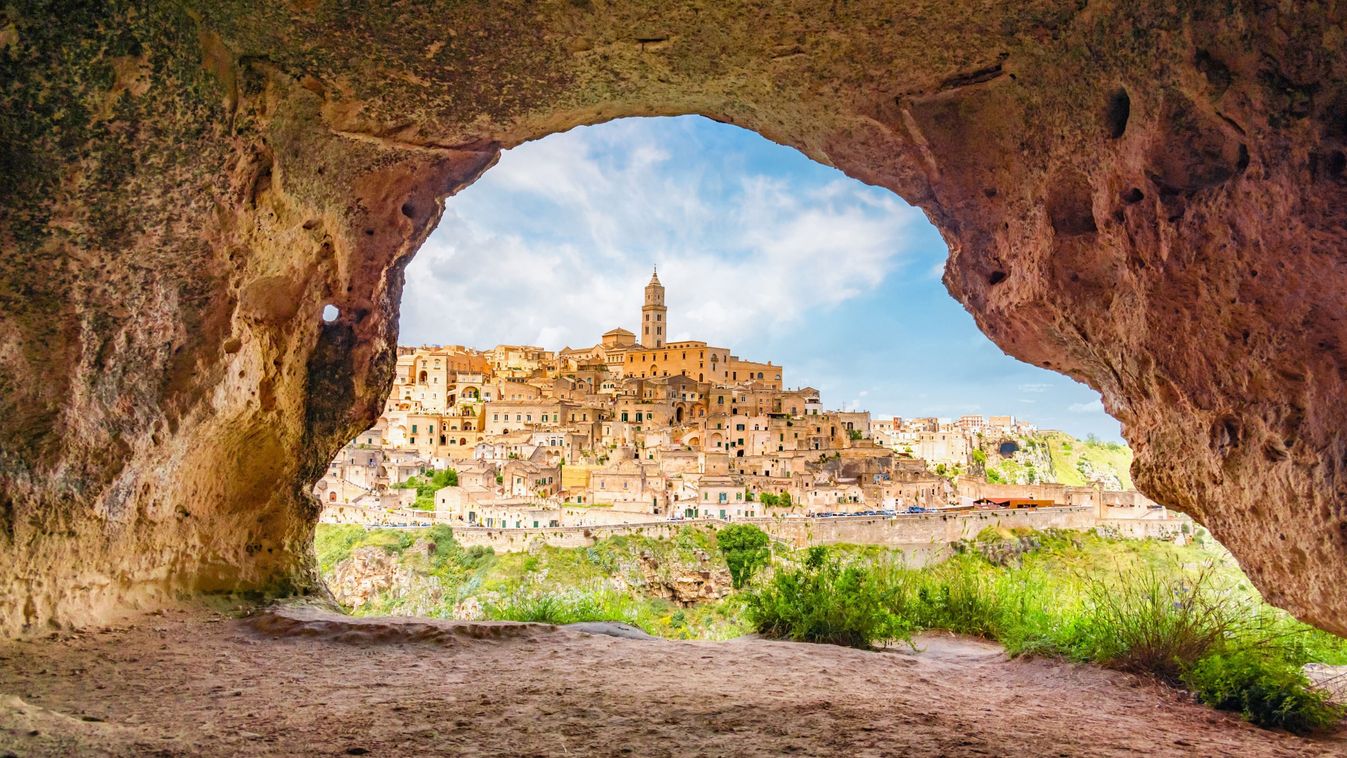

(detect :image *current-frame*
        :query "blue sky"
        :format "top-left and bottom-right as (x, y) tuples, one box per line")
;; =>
(401, 116), (1121, 440)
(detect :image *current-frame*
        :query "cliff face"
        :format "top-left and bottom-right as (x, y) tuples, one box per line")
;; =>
(3, 1), (1347, 635)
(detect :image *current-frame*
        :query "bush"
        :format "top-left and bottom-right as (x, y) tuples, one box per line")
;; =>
(912, 558), (1006, 639)
(745, 546), (913, 649)
(1183, 651), (1345, 733)
(488, 593), (587, 624)
(716, 524), (771, 589)
(396, 469), (459, 510)
(486, 589), (622, 625)
(1063, 565), (1244, 683)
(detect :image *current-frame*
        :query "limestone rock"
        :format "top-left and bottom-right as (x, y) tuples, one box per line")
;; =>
(327, 548), (407, 612)
(3, 2), (1347, 636)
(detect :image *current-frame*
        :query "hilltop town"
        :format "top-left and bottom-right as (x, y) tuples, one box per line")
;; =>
(318, 270), (1168, 533)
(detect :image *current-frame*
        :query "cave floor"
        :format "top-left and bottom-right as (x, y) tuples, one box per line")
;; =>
(0, 604), (1342, 757)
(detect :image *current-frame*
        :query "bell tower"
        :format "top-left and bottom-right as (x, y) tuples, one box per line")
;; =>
(641, 267), (667, 349)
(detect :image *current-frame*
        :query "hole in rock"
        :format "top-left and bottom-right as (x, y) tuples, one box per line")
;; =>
(1106, 88), (1130, 139)
(322, 304), (340, 322)
(1329, 150), (1346, 178)
(312, 117), (1277, 673)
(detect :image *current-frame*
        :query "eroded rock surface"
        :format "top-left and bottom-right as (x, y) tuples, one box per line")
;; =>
(3, 2), (1347, 634)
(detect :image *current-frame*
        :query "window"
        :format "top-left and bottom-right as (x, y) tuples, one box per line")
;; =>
(411, 424), (418, 433)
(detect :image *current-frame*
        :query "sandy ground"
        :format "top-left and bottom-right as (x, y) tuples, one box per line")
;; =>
(0, 604), (1343, 757)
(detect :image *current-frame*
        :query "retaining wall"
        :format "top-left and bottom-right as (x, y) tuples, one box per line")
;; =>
(449, 506), (1100, 554)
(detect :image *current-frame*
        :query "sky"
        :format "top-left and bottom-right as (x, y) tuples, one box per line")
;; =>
(401, 116), (1121, 441)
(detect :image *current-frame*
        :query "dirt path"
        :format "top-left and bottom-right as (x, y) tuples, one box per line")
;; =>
(1, 604), (1342, 756)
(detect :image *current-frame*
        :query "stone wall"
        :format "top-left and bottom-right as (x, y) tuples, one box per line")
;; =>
(450, 506), (1097, 553)
(320, 505), (435, 527)
(1096, 518), (1189, 542)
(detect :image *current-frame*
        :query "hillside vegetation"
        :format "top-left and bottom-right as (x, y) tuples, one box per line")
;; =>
(316, 524), (1347, 732)
(980, 431), (1134, 489)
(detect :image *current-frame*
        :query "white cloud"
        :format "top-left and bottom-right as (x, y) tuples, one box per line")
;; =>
(1068, 399), (1105, 414)
(1018, 383), (1051, 394)
(399, 117), (925, 351)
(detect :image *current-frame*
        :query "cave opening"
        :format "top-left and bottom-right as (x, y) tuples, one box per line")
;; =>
(7, 0), (1347, 749)
(315, 116), (1214, 629)
(299, 119), (1347, 737)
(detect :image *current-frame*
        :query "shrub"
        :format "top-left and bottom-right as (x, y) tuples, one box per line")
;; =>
(396, 469), (459, 510)
(1183, 651), (1345, 733)
(745, 546), (913, 649)
(488, 593), (592, 624)
(913, 558), (1006, 639)
(716, 524), (771, 589)
(1063, 565), (1244, 683)
(485, 589), (624, 625)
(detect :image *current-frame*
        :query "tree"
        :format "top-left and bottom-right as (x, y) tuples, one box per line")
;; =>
(395, 468), (459, 510)
(779, 492), (792, 507)
(716, 524), (771, 589)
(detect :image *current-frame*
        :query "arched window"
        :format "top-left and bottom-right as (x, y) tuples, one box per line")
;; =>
(328, 491), (336, 502)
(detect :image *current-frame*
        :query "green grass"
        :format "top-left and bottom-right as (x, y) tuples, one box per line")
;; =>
(1039, 431), (1134, 489)
(315, 524), (1347, 732)
(742, 530), (1347, 733)
(745, 546), (914, 648)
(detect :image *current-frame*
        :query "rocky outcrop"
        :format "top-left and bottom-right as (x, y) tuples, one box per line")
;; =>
(327, 541), (443, 613)
(4, 2), (1347, 635)
(637, 549), (732, 606)
(326, 547), (408, 612)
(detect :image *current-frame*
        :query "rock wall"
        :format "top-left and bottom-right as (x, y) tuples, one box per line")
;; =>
(4, 2), (1347, 635)
(449, 507), (1097, 556)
